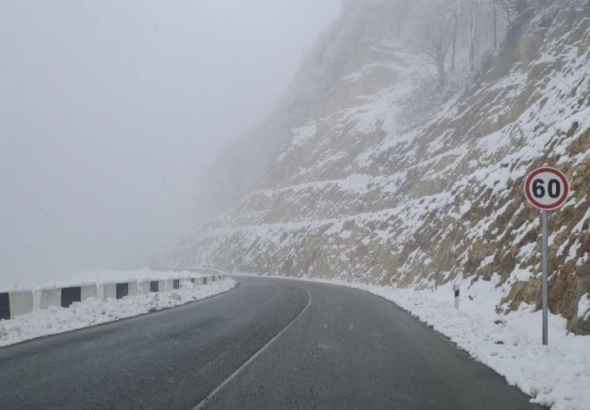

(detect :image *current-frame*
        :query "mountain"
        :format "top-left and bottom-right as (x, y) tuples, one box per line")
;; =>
(158, 0), (590, 334)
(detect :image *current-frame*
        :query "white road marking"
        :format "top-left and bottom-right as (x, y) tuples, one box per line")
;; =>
(191, 287), (313, 410)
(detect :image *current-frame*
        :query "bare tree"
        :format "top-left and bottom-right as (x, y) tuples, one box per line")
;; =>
(408, 0), (516, 87)
(449, 1), (463, 72)
(412, 0), (454, 88)
(468, 1), (476, 70)
(465, 0), (500, 70)
(496, 0), (529, 23)
(493, 0), (498, 48)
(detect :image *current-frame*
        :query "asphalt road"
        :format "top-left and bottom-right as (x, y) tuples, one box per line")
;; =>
(0, 276), (544, 410)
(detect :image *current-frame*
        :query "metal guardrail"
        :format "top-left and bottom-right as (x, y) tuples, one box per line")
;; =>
(0, 270), (227, 321)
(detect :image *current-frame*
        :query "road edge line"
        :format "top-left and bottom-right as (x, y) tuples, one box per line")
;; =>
(191, 287), (313, 410)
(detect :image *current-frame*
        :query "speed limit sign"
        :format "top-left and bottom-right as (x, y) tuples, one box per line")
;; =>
(524, 167), (569, 210)
(523, 167), (569, 346)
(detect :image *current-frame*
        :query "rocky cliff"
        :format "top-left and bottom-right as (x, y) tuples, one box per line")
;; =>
(159, 1), (590, 334)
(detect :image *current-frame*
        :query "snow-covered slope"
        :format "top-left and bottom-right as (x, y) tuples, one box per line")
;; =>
(159, 2), (590, 334)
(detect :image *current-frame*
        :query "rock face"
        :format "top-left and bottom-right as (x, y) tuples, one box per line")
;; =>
(159, 2), (590, 334)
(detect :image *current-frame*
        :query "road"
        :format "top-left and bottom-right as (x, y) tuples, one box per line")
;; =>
(0, 276), (544, 410)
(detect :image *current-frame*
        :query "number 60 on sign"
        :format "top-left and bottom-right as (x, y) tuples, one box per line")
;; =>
(524, 167), (569, 211)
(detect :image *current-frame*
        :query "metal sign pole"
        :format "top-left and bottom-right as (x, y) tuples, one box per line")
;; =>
(525, 167), (569, 346)
(542, 210), (549, 346)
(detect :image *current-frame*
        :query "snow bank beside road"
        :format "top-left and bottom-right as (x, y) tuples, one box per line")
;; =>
(235, 273), (590, 410)
(0, 279), (236, 348)
(363, 285), (590, 410)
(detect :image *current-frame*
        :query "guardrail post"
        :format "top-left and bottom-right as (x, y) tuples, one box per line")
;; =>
(454, 282), (460, 309)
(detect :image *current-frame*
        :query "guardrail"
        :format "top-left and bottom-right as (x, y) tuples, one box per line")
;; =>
(0, 270), (227, 321)
(156, 267), (226, 275)
(155, 267), (227, 285)
(0, 291), (33, 321)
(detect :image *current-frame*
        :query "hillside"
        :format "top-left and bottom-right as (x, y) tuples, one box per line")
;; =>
(158, 1), (590, 334)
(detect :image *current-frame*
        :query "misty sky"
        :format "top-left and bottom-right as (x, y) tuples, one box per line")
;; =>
(0, 0), (341, 288)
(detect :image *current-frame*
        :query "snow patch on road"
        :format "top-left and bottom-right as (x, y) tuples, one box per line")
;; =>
(0, 279), (236, 348)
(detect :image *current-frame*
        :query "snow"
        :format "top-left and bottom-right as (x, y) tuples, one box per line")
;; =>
(579, 294), (590, 321)
(565, 240), (582, 264)
(511, 267), (534, 282)
(235, 273), (590, 410)
(0, 278), (236, 348)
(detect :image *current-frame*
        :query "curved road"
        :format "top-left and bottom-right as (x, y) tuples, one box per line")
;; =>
(0, 276), (543, 410)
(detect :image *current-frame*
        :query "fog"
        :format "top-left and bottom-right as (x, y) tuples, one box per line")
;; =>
(0, 0), (341, 288)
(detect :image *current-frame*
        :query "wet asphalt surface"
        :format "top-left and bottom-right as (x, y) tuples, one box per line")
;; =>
(0, 276), (544, 410)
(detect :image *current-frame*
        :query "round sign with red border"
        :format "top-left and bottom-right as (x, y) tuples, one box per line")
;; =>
(524, 167), (569, 210)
